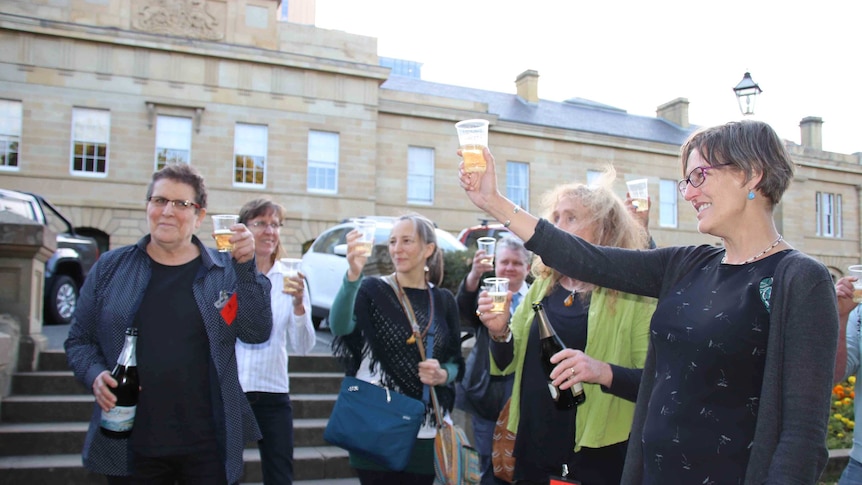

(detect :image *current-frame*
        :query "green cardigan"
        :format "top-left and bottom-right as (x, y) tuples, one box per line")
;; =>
(498, 276), (655, 450)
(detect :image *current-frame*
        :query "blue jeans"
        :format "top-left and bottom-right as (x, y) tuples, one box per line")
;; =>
(840, 456), (862, 485)
(246, 392), (294, 485)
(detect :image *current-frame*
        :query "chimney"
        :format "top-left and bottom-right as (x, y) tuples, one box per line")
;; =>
(515, 70), (539, 104)
(656, 98), (689, 128)
(800, 116), (823, 150)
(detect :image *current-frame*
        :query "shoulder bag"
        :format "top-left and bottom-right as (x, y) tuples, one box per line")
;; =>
(386, 275), (481, 485)
(323, 275), (427, 470)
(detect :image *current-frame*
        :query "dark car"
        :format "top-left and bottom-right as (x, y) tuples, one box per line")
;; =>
(0, 189), (100, 324)
(457, 219), (512, 249)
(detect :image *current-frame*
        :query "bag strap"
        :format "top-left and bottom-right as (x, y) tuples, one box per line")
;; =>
(383, 274), (444, 425)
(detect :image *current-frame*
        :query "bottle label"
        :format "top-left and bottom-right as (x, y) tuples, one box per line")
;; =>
(100, 405), (136, 433)
(547, 383), (560, 401)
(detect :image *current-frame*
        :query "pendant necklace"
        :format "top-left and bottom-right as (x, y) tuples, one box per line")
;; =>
(721, 234), (783, 265)
(563, 288), (578, 307)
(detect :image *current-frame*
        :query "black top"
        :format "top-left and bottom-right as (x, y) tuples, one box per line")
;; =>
(641, 252), (788, 484)
(132, 256), (217, 455)
(514, 284), (589, 481)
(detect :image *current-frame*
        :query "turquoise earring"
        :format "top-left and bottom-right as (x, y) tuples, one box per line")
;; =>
(747, 190), (755, 200)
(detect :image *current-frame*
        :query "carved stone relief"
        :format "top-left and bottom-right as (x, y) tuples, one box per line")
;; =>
(132, 0), (224, 41)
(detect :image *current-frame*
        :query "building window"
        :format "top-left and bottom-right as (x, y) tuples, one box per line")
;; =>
(407, 146), (434, 205)
(507, 161), (530, 211)
(71, 108), (110, 176)
(816, 192), (843, 238)
(233, 123), (267, 187)
(307, 130), (338, 194)
(155, 115), (192, 170)
(0, 100), (21, 170)
(659, 179), (678, 228)
(586, 169), (602, 186)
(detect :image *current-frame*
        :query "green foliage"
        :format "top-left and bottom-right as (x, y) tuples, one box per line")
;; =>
(441, 249), (474, 294)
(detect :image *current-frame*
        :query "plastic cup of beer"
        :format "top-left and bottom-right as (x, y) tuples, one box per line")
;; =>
(211, 215), (239, 252)
(477, 237), (496, 266)
(850, 265), (862, 303)
(281, 258), (302, 294)
(455, 119), (490, 173)
(484, 277), (509, 313)
(626, 178), (649, 212)
(353, 218), (377, 257)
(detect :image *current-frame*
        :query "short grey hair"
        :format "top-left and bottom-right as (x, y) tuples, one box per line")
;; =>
(495, 235), (531, 265)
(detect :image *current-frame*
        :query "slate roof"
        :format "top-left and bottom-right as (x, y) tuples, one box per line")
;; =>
(381, 75), (699, 146)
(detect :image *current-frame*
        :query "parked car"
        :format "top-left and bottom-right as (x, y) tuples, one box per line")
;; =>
(457, 219), (512, 249)
(301, 216), (467, 328)
(0, 189), (100, 324)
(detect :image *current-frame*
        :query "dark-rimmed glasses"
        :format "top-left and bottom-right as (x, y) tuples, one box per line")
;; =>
(248, 221), (283, 231)
(147, 196), (201, 210)
(677, 164), (733, 195)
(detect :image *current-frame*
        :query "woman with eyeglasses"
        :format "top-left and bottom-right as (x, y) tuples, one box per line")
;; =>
(458, 120), (838, 484)
(65, 164), (273, 484)
(236, 198), (316, 485)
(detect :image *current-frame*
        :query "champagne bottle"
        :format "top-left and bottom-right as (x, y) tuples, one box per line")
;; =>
(534, 301), (585, 409)
(100, 327), (139, 438)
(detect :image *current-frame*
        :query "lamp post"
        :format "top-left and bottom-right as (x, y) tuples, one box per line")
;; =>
(733, 71), (762, 116)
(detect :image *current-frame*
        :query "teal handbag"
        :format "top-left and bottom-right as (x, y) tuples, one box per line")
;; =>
(324, 376), (425, 471)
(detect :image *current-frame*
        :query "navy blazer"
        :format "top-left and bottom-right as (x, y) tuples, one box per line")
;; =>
(65, 235), (273, 483)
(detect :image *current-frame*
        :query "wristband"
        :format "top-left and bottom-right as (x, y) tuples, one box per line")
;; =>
(490, 325), (512, 343)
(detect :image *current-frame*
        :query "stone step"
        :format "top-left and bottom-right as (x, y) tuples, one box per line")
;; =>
(0, 417), (336, 456)
(11, 369), (344, 396)
(0, 447), (354, 484)
(37, 349), (344, 374)
(1, 393), (337, 424)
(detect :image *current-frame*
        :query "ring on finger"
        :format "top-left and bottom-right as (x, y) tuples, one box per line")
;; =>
(475, 310), (483, 317)
(570, 367), (575, 375)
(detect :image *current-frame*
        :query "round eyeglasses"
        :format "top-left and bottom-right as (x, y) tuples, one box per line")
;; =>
(248, 221), (283, 231)
(677, 164), (733, 195)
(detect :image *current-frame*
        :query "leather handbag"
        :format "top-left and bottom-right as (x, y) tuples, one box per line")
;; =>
(323, 376), (426, 471)
(492, 397), (517, 483)
(457, 325), (508, 421)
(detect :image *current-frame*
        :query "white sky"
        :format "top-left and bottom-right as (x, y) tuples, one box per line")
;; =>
(315, 0), (861, 155)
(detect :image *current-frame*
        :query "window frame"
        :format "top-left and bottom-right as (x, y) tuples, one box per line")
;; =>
(306, 130), (339, 194)
(816, 191), (843, 238)
(407, 146), (435, 205)
(0, 99), (21, 171)
(506, 160), (530, 212)
(70, 107), (110, 178)
(658, 179), (678, 228)
(155, 115), (192, 170)
(232, 123), (268, 188)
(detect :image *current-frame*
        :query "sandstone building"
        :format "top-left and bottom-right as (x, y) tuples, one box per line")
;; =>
(1, 0), (861, 280)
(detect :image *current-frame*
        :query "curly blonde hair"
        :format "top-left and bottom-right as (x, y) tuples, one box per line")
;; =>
(532, 166), (649, 305)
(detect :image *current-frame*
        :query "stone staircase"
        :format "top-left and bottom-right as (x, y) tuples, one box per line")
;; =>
(0, 349), (359, 484)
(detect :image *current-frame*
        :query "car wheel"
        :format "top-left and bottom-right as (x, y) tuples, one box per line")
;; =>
(46, 275), (78, 325)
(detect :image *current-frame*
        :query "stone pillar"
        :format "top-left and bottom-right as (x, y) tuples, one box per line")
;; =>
(0, 211), (55, 374)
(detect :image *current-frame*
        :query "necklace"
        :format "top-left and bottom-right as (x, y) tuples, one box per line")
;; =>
(563, 288), (578, 307)
(721, 234), (783, 265)
(392, 274), (433, 345)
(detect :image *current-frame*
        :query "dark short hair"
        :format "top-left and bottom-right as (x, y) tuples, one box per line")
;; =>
(145, 164), (207, 210)
(680, 120), (794, 206)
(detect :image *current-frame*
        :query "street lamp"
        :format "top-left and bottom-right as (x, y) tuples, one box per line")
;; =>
(733, 71), (762, 116)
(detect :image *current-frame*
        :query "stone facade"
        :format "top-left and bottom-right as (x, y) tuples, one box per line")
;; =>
(1, 0), (861, 280)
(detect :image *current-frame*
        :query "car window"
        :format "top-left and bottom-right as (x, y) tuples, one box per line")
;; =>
(310, 226), (351, 255)
(0, 195), (37, 220)
(435, 229), (467, 252)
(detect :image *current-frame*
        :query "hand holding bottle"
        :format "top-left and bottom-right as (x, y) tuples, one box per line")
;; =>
(92, 370), (118, 412)
(549, 348), (614, 390)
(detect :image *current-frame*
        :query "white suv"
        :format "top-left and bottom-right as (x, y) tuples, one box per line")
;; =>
(301, 217), (466, 328)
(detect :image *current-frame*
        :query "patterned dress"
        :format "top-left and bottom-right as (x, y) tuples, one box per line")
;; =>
(641, 251), (788, 485)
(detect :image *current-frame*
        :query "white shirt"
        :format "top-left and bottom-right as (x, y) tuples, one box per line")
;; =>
(236, 259), (316, 393)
